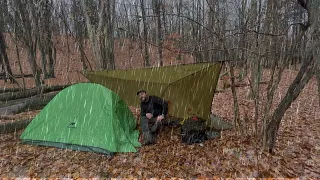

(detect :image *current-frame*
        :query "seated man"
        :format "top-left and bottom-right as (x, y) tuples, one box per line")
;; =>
(137, 89), (168, 145)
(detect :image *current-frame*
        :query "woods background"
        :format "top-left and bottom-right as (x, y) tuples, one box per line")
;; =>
(0, 0), (319, 153)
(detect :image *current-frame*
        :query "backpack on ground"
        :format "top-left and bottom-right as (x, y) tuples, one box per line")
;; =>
(180, 117), (207, 144)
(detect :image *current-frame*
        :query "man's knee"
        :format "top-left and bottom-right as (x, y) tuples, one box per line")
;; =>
(140, 116), (146, 122)
(140, 116), (149, 131)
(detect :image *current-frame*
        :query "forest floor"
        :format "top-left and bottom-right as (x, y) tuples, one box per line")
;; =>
(0, 35), (319, 178)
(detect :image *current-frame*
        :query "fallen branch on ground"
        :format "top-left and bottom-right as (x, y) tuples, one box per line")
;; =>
(0, 115), (15, 120)
(0, 118), (32, 134)
(0, 87), (23, 94)
(0, 84), (70, 101)
(0, 91), (58, 115)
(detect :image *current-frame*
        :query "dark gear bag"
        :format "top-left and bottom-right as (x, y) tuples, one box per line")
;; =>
(181, 117), (208, 144)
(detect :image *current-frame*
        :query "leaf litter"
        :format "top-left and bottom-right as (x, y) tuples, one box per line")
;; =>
(0, 69), (319, 178)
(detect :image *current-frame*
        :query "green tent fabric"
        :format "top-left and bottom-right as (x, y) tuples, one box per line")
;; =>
(84, 62), (222, 121)
(20, 83), (141, 155)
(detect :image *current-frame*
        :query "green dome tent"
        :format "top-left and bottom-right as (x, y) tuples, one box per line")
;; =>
(20, 83), (141, 155)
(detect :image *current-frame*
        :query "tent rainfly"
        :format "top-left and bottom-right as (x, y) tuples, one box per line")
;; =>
(20, 83), (141, 155)
(84, 62), (222, 121)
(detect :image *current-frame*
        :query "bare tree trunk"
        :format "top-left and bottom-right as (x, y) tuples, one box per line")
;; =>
(262, 55), (285, 149)
(0, 51), (4, 78)
(263, 0), (274, 68)
(64, 16), (72, 84)
(239, 0), (248, 71)
(261, 0), (286, 149)
(0, 33), (14, 83)
(264, 0), (319, 153)
(0, 52), (3, 74)
(317, 67), (320, 106)
(81, 0), (103, 69)
(162, 0), (167, 38)
(229, 63), (242, 133)
(0, 0), (12, 83)
(45, 0), (55, 78)
(14, 34), (26, 90)
(71, 0), (88, 71)
(28, 46), (42, 88)
(197, 0), (202, 62)
(47, 36), (56, 78)
(39, 45), (48, 78)
(247, 0), (258, 100)
(192, 0), (199, 63)
(252, 0), (263, 138)
(153, 0), (163, 66)
(140, 0), (150, 67)
(266, 58), (316, 152)
(38, 0), (55, 79)
(81, 0), (115, 70)
(78, 37), (88, 71)
(11, 0), (43, 88)
(130, 2), (137, 68)
(177, 0), (183, 61)
(105, 0), (116, 70)
(206, 0), (216, 62)
(309, 1), (320, 106)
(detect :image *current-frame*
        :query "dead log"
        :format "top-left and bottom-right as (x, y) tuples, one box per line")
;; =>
(0, 91), (58, 108)
(0, 93), (50, 108)
(0, 95), (31, 108)
(0, 115), (15, 120)
(0, 103), (25, 116)
(0, 87), (23, 94)
(0, 84), (69, 101)
(0, 118), (32, 134)
(0, 91), (58, 115)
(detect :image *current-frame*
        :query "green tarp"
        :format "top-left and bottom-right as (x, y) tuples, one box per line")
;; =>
(84, 62), (222, 121)
(20, 83), (141, 155)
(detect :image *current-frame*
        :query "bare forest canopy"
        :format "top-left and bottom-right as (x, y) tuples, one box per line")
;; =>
(0, 0), (319, 153)
(0, 0), (318, 72)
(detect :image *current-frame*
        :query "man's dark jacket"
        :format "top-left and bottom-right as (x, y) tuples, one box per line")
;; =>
(140, 96), (168, 117)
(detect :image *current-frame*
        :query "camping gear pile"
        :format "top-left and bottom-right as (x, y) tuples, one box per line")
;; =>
(180, 117), (208, 144)
(180, 115), (233, 144)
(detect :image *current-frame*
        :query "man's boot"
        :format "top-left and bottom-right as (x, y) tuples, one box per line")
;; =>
(142, 131), (155, 145)
(151, 120), (164, 133)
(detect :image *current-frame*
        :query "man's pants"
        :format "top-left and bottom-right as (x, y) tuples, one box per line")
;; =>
(140, 116), (167, 144)
(140, 116), (167, 134)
